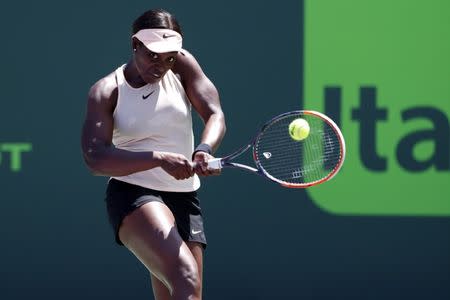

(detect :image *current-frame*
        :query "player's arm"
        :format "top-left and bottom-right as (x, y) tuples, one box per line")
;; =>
(174, 50), (226, 153)
(81, 74), (193, 179)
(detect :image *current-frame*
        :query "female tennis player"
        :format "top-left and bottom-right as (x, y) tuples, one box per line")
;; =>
(81, 9), (226, 300)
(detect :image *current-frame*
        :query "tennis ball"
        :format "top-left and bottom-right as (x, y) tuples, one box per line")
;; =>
(289, 118), (310, 141)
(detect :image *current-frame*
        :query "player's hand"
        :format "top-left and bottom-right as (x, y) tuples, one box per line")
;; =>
(156, 151), (195, 180)
(192, 151), (221, 176)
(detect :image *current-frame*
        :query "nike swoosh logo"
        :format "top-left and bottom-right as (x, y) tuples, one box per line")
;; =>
(191, 229), (202, 235)
(142, 90), (154, 99)
(163, 33), (177, 38)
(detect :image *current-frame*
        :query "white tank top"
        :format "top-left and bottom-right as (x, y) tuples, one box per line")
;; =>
(111, 64), (200, 192)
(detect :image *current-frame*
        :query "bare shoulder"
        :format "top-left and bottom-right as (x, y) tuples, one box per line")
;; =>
(82, 70), (118, 157)
(175, 49), (198, 67)
(173, 49), (205, 83)
(87, 71), (118, 113)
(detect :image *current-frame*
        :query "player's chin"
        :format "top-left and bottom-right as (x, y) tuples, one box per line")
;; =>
(143, 73), (163, 84)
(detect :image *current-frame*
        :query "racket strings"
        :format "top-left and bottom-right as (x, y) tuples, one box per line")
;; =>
(254, 113), (343, 185)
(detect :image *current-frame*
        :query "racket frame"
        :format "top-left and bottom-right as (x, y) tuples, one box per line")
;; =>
(208, 110), (346, 188)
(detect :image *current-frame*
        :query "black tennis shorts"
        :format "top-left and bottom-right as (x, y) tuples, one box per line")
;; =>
(104, 178), (206, 248)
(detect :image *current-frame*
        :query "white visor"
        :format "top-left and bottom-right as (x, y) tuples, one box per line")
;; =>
(132, 28), (182, 53)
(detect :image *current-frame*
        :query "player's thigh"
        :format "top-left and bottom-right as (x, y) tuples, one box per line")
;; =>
(118, 201), (199, 287)
(187, 242), (203, 279)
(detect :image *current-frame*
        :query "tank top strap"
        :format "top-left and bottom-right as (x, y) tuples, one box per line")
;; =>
(115, 64), (126, 86)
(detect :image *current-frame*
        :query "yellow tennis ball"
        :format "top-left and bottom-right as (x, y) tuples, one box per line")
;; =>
(289, 118), (310, 141)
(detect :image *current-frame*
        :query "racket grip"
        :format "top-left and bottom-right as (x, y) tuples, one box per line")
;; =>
(207, 158), (222, 170)
(191, 158), (222, 170)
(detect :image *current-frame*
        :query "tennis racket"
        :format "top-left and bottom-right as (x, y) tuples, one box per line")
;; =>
(206, 110), (346, 188)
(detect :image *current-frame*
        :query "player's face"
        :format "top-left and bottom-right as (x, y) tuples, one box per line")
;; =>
(133, 41), (178, 84)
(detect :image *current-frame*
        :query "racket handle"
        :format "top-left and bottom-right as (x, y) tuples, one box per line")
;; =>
(191, 158), (223, 170)
(207, 158), (222, 170)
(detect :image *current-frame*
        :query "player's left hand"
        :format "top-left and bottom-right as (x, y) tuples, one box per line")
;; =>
(192, 151), (221, 176)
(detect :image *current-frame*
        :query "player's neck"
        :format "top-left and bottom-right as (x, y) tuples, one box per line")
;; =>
(124, 60), (147, 88)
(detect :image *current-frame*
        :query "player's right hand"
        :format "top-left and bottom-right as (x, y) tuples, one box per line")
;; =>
(155, 151), (195, 180)
(192, 151), (221, 176)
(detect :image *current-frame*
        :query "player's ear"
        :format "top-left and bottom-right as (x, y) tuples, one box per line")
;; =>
(131, 37), (139, 52)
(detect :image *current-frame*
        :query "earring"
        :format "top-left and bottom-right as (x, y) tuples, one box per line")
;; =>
(133, 48), (136, 52)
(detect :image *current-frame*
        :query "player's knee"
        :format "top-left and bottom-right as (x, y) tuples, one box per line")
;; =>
(168, 262), (201, 296)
